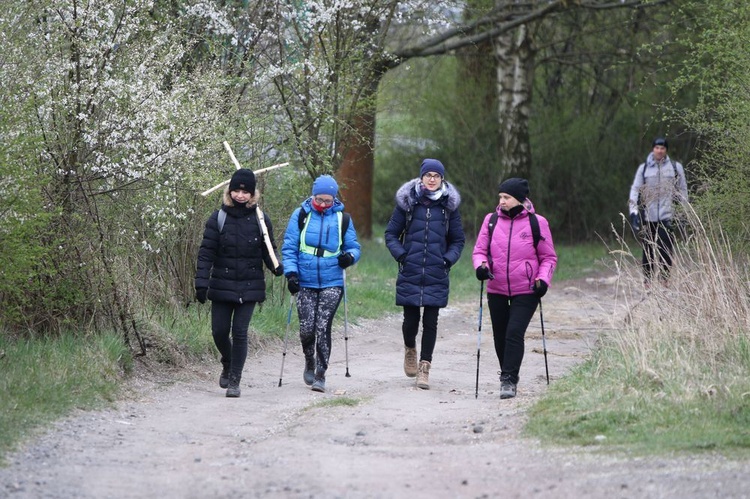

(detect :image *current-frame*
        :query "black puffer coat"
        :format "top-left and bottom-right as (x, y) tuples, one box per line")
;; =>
(384, 179), (465, 307)
(195, 190), (278, 303)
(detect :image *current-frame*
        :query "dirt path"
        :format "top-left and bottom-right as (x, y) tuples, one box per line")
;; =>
(2, 277), (749, 498)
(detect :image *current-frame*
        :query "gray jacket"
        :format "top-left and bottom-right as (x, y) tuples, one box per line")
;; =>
(628, 152), (689, 223)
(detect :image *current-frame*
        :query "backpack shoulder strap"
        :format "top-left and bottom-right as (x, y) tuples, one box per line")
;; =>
(398, 205), (414, 243)
(486, 212), (499, 267)
(342, 212), (351, 235)
(528, 212), (543, 250)
(217, 209), (226, 233)
(297, 208), (308, 230)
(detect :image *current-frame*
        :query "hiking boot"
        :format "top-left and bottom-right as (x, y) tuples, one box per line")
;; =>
(404, 346), (418, 377)
(416, 360), (431, 390)
(226, 375), (241, 398)
(499, 375), (516, 399)
(303, 356), (315, 386)
(219, 364), (230, 389)
(311, 376), (326, 393)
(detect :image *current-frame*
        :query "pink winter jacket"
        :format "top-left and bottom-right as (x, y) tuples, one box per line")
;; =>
(472, 204), (557, 296)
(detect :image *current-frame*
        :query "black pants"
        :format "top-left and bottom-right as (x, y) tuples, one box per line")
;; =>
(402, 306), (440, 363)
(297, 287), (343, 378)
(211, 301), (256, 379)
(641, 220), (675, 280)
(486, 293), (538, 385)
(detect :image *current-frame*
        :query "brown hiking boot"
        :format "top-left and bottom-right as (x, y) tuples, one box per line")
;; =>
(416, 360), (431, 390)
(404, 346), (418, 377)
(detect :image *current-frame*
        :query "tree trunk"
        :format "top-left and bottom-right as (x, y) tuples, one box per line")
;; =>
(336, 110), (375, 239)
(495, 24), (536, 182)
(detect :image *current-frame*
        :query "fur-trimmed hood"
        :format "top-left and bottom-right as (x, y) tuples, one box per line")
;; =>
(223, 186), (261, 209)
(394, 178), (461, 212)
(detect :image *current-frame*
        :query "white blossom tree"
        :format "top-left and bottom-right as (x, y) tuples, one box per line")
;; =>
(0, 0), (264, 339)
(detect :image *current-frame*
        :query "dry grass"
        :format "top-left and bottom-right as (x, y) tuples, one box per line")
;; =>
(528, 208), (750, 453)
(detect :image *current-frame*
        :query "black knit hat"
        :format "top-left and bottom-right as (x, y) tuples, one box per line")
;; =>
(652, 137), (668, 149)
(229, 168), (256, 194)
(497, 177), (529, 203)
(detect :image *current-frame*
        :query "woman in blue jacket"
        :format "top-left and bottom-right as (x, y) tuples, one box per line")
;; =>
(384, 159), (465, 390)
(281, 175), (361, 393)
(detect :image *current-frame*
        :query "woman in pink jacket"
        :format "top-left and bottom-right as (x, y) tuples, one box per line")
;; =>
(472, 178), (557, 399)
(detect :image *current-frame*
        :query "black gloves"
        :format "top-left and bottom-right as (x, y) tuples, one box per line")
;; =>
(273, 263), (284, 276)
(396, 254), (406, 264)
(286, 273), (300, 295)
(195, 288), (207, 304)
(630, 213), (641, 232)
(534, 280), (548, 298)
(443, 259), (452, 269)
(338, 252), (355, 269)
(475, 266), (492, 281)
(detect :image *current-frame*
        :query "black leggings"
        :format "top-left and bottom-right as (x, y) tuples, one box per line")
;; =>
(297, 286), (343, 376)
(211, 301), (257, 379)
(402, 306), (440, 363)
(486, 293), (538, 384)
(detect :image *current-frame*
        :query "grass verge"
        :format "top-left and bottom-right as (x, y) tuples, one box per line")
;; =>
(525, 216), (750, 456)
(0, 333), (129, 462)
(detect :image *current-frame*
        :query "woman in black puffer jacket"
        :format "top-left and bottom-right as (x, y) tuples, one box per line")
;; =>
(195, 169), (283, 398)
(384, 159), (465, 390)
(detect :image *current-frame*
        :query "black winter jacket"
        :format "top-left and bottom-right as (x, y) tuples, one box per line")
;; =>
(195, 190), (279, 303)
(384, 179), (465, 307)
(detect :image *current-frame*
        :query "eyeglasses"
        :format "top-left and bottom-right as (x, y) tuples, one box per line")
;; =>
(313, 197), (334, 206)
(422, 173), (442, 180)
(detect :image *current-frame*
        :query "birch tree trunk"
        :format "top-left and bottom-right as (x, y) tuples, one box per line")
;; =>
(495, 24), (536, 182)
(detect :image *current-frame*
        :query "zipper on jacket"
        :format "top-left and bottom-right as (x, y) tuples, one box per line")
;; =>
(315, 212), (325, 287)
(505, 218), (514, 295)
(419, 207), (431, 306)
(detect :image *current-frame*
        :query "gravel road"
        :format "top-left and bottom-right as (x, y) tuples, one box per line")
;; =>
(2, 277), (748, 498)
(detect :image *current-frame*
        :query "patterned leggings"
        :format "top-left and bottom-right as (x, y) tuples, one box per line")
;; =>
(297, 286), (343, 377)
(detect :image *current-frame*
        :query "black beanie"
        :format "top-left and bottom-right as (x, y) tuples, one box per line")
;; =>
(652, 137), (668, 149)
(497, 178), (529, 203)
(229, 168), (256, 194)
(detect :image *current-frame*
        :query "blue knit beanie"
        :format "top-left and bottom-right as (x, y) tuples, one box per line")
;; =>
(312, 175), (339, 197)
(419, 159), (445, 179)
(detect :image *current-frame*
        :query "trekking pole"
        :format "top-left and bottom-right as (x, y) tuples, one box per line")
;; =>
(278, 295), (295, 387)
(539, 298), (550, 385)
(526, 262), (549, 385)
(343, 269), (351, 377)
(474, 279), (485, 399)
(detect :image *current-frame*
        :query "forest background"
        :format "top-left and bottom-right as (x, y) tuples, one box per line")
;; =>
(1, 0), (749, 457)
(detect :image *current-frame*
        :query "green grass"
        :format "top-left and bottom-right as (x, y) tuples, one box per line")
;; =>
(525, 348), (750, 456)
(308, 396), (366, 410)
(552, 242), (610, 282)
(0, 332), (129, 462)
